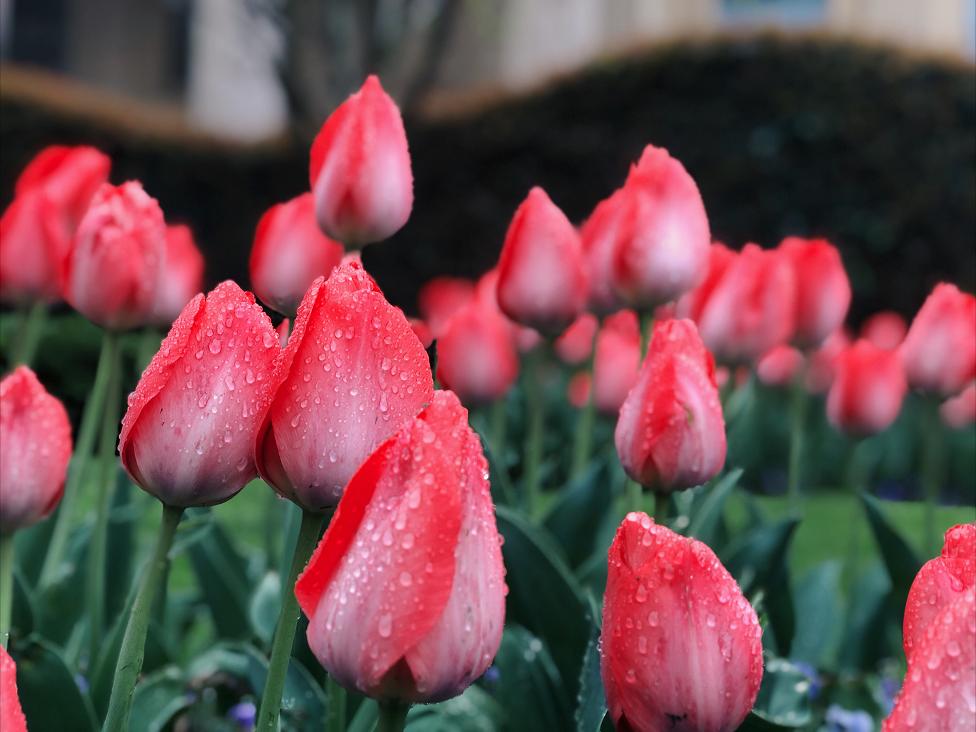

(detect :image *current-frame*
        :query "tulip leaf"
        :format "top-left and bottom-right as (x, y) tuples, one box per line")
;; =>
(686, 468), (743, 545)
(14, 512), (57, 584)
(495, 506), (591, 703)
(491, 624), (571, 732)
(346, 699), (379, 732)
(791, 560), (843, 667)
(574, 626), (607, 732)
(11, 569), (34, 641)
(543, 461), (613, 567)
(837, 562), (895, 672)
(248, 571), (282, 647)
(859, 493), (922, 612)
(747, 657), (812, 729)
(187, 520), (253, 639)
(12, 636), (98, 732)
(35, 521), (92, 645)
(170, 508), (216, 556)
(407, 685), (505, 731)
(105, 476), (138, 626)
(128, 666), (192, 732)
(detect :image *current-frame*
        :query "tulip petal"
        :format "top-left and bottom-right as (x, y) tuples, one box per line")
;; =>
(0, 646), (27, 732)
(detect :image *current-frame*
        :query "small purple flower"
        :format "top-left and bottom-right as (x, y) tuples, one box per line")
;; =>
(791, 660), (822, 699)
(482, 666), (501, 686)
(825, 704), (873, 732)
(228, 700), (256, 729)
(880, 675), (901, 713)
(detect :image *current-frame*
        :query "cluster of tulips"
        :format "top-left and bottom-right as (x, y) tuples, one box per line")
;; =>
(0, 73), (974, 732)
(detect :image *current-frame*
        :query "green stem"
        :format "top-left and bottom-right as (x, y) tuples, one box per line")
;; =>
(920, 398), (944, 556)
(256, 509), (324, 732)
(0, 535), (13, 649)
(376, 700), (410, 732)
(40, 330), (119, 588)
(489, 398), (516, 506)
(87, 331), (122, 666)
(842, 439), (874, 588)
(571, 326), (600, 480)
(101, 503), (183, 732)
(326, 674), (347, 732)
(523, 348), (545, 520)
(10, 300), (47, 367)
(639, 313), (654, 359)
(653, 491), (668, 526)
(786, 369), (809, 513)
(626, 479), (643, 515)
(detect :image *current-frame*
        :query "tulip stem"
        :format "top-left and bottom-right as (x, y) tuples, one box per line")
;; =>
(627, 479), (644, 515)
(489, 398), (516, 506)
(10, 300), (47, 367)
(920, 398), (944, 556)
(325, 674), (346, 732)
(102, 502), (183, 732)
(639, 313), (654, 359)
(376, 700), (410, 732)
(571, 327), (600, 480)
(653, 491), (668, 526)
(522, 347), (545, 519)
(0, 535), (13, 649)
(842, 439), (874, 588)
(256, 509), (324, 732)
(39, 330), (120, 589)
(86, 331), (122, 667)
(786, 369), (808, 513)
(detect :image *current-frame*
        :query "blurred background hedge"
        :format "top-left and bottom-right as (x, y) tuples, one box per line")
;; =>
(2, 35), (974, 321)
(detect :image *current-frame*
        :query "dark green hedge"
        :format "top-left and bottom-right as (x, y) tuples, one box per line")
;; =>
(2, 35), (974, 318)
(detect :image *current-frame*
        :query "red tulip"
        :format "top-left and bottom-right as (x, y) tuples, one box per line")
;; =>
(861, 311), (907, 351)
(900, 283), (976, 397)
(580, 189), (627, 315)
(0, 646), (27, 732)
(568, 372), (591, 409)
(826, 339), (907, 436)
(417, 277), (475, 339)
(756, 345), (804, 388)
(277, 318), (291, 348)
(592, 309), (641, 415)
(296, 390), (506, 703)
(249, 193), (344, 317)
(309, 75), (413, 247)
(555, 313), (598, 365)
(805, 329), (850, 394)
(119, 281), (280, 507)
(615, 319), (726, 491)
(14, 145), (110, 235)
(255, 262), (433, 511)
(903, 523), (975, 661)
(601, 513), (763, 732)
(63, 181), (166, 330)
(152, 224), (205, 326)
(1, 191), (62, 303)
(0, 367), (72, 534)
(694, 244), (796, 365)
(496, 187), (587, 335)
(436, 299), (518, 407)
(409, 318), (434, 350)
(941, 382), (976, 429)
(883, 588), (975, 732)
(611, 145), (711, 309)
(778, 237), (851, 348)
(676, 242), (736, 324)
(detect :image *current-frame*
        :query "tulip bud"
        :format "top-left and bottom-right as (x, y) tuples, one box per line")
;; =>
(580, 189), (627, 315)
(496, 187), (588, 336)
(309, 75), (413, 247)
(601, 513), (763, 732)
(900, 283), (976, 397)
(902, 523), (975, 661)
(941, 382), (976, 429)
(567, 372), (591, 409)
(417, 277), (475, 340)
(436, 300), (519, 407)
(592, 309), (641, 415)
(554, 313), (598, 366)
(64, 181), (166, 330)
(695, 243), (796, 365)
(805, 329), (850, 394)
(249, 193), (344, 317)
(408, 318), (434, 350)
(255, 262), (434, 511)
(756, 345), (804, 388)
(883, 588), (975, 732)
(296, 390), (506, 703)
(0, 646), (27, 732)
(119, 281), (280, 507)
(861, 311), (907, 351)
(0, 367), (72, 535)
(778, 237), (851, 348)
(611, 145), (711, 309)
(15, 145), (110, 229)
(152, 224), (205, 326)
(1, 190), (62, 303)
(615, 319), (726, 492)
(826, 339), (907, 436)
(276, 318), (291, 348)
(675, 242), (736, 323)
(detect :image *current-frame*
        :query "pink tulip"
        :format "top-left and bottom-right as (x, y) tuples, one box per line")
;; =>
(756, 345), (804, 387)
(941, 383), (976, 429)
(250, 193), (344, 317)
(119, 281), (280, 507)
(805, 329), (850, 394)
(417, 277), (475, 339)
(309, 76), (413, 247)
(900, 283), (976, 397)
(615, 319), (726, 491)
(496, 187), (588, 336)
(0, 367), (72, 534)
(778, 237), (851, 348)
(601, 513), (763, 732)
(554, 313), (598, 365)
(861, 311), (907, 351)
(255, 262), (434, 511)
(296, 391), (506, 703)
(592, 309), (641, 415)
(826, 339), (907, 436)
(0, 646), (27, 732)
(580, 189), (627, 315)
(152, 224), (205, 326)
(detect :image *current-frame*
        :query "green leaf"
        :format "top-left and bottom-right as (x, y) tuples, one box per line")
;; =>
(543, 461), (612, 567)
(106, 477), (138, 628)
(791, 561), (843, 667)
(838, 562), (895, 672)
(346, 699), (379, 732)
(491, 625), (571, 732)
(129, 666), (192, 732)
(170, 508), (215, 556)
(13, 637), (98, 731)
(248, 572), (282, 647)
(574, 627), (607, 732)
(496, 506), (590, 702)
(407, 685), (505, 731)
(737, 710), (804, 731)
(859, 493), (922, 611)
(187, 520), (253, 639)
(35, 521), (92, 645)
(11, 569), (35, 640)
(748, 657), (812, 729)
(686, 468), (743, 546)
